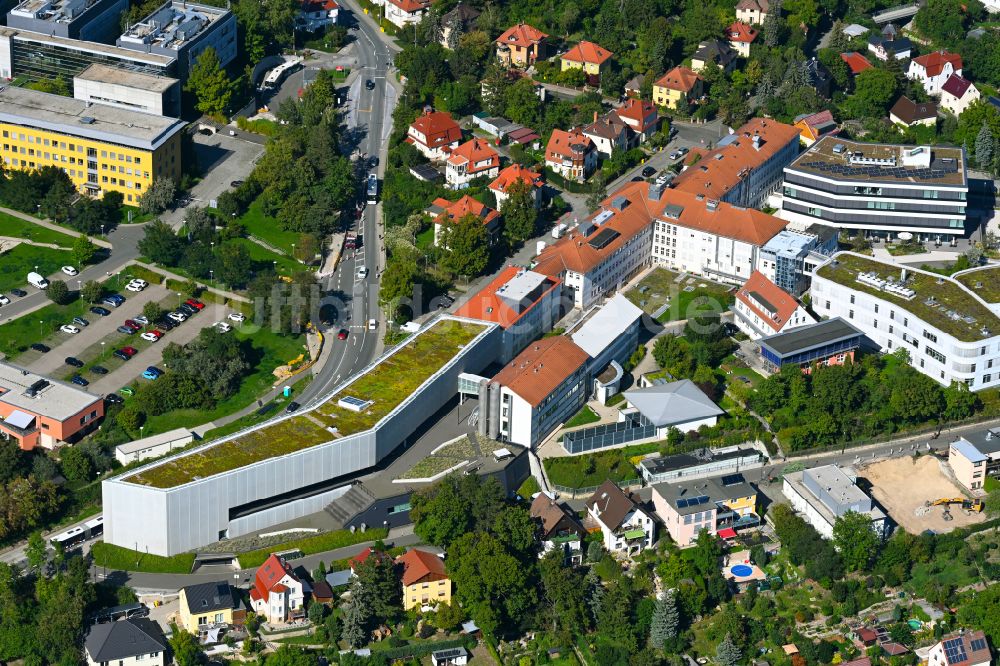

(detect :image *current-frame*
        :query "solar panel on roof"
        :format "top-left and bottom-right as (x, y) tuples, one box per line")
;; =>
(943, 637), (967, 665)
(721, 473), (745, 486)
(676, 498), (688, 508)
(970, 638), (987, 652)
(340, 396), (369, 408)
(588, 227), (621, 250)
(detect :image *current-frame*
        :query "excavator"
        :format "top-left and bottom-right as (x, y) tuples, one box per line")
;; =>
(926, 497), (984, 514)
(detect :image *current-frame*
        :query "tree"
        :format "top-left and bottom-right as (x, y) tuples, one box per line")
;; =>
(81, 280), (104, 304)
(586, 172), (608, 212)
(217, 241), (253, 287)
(501, 180), (538, 245)
(341, 596), (368, 648)
(25, 531), (47, 573)
(71, 235), (97, 267)
(763, 0), (783, 46)
(46, 279), (70, 305)
(440, 213), (490, 277)
(585, 567), (604, 624)
(846, 68), (898, 118)
(59, 446), (95, 483)
(142, 301), (163, 324)
(26, 76), (70, 96)
(410, 474), (506, 548)
(353, 551), (401, 621)
(138, 178), (176, 215)
(586, 540), (603, 563)
(139, 219), (183, 264)
(538, 550), (588, 632)
(716, 632), (743, 666)
(914, 0), (967, 44)
(169, 627), (202, 666)
(185, 47), (232, 117)
(649, 590), (680, 648)
(308, 601), (326, 625)
(505, 77), (542, 127)
(976, 122), (994, 169)
(833, 510), (880, 571)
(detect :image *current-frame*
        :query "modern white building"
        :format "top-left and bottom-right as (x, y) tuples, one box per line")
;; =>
(755, 226), (838, 296)
(782, 465), (888, 540)
(570, 293), (644, 377)
(114, 427), (193, 465)
(620, 379), (724, 434)
(585, 480), (656, 556)
(73, 63), (181, 117)
(7, 0), (127, 42)
(732, 270), (816, 340)
(811, 252), (1000, 390)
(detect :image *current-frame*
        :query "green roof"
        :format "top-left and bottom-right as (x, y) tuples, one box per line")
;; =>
(816, 253), (1000, 343)
(124, 319), (488, 488)
(954, 267), (1000, 305)
(623, 528), (647, 539)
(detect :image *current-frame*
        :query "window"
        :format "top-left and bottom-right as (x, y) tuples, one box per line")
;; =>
(923, 330), (937, 343)
(850, 294), (855, 304)
(849, 310), (854, 319)
(925, 346), (945, 363)
(984, 374), (992, 383)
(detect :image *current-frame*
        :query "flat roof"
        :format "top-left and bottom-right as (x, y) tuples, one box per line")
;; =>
(787, 136), (966, 187)
(759, 317), (863, 357)
(762, 229), (818, 258)
(0, 85), (186, 151)
(453, 266), (560, 329)
(784, 468), (886, 525)
(0, 361), (101, 421)
(119, 0), (230, 51)
(815, 252), (1000, 343)
(640, 447), (760, 475)
(570, 293), (644, 357)
(10, 0), (107, 24)
(0, 27), (175, 66)
(954, 430), (1000, 457)
(75, 63), (178, 92)
(653, 472), (756, 515)
(115, 427), (192, 455)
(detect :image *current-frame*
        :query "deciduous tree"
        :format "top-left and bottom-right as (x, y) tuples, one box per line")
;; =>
(185, 47), (232, 117)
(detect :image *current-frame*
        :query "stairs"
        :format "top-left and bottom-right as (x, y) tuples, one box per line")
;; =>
(324, 482), (378, 529)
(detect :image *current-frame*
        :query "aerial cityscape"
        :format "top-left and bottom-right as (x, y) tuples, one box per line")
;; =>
(0, 0), (999, 662)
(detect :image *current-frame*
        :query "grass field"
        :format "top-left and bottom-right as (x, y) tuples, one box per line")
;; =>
(0, 244), (75, 294)
(91, 542), (196, 573)
(237, 527), (388, 568)
(231, 237), (302, 276)
(564, 405), (600, 428)
(625, 267), (735, 322)
(0, 296), (89, 358)
(0, 212), (76, 246)
(543, 441), (657, 489)
(201, 374), (314, 442)
(237, 200), (300, 255)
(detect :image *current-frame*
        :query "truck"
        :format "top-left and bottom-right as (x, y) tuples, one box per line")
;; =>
(27, 272), (49, 289)
(551, 223), (568, 239)
(366, 173), (378, 205)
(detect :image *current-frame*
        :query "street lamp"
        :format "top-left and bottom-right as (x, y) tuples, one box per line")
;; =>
(101, 224), (105, 237)
(209, 269), (214, 284)
(177, 292), (182, 307)
(38, 320), (43, 337)
(292, 243), (296, 261)
(100, 341), (105, 359)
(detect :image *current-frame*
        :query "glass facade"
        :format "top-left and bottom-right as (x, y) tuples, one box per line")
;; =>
(11, 37), (175, 90)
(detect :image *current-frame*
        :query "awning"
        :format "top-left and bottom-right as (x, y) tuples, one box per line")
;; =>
(717, 528), (738, 539)
(623, 529), (646, 539)
(3, 410), (35, 430)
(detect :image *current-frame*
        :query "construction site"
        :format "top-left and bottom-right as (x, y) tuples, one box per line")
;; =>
(858, 454), (988, 534)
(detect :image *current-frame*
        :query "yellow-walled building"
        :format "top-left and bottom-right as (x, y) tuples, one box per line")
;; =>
(0, 85), (186, 203)
(397, 548), (452, 611)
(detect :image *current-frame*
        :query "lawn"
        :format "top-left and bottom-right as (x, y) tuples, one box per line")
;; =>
(0, 243), (75, 294)
(564, 404), (600, 428)
(624, 267), (734, 322)
(517, 475), (541, 498)
(397, 436), (477, 480)
(237, 527), (388, 568)
(0, 212), (76, 246)
(543, 441), (657, 490)
(237, 199), (300, 255)
(201, 374), (314, 442)
(955, 266), (1000, 304)
(126, 319), (484, 487)
(91, 541), (196, 573)
(0, 296), (89, 358)
(231, 237), (301, 276)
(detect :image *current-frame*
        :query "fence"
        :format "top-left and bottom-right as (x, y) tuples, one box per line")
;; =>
(562, 416), (656, 454)
(552, 477), (642, 498)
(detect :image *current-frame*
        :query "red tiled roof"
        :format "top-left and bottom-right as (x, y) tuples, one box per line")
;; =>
(546, 128), (594, 161)
(856, 628), (878, 642)
(409, 110), (462, 150)
(397, 548), (448, 586)
(496, 23), (548, 48)
(433, 195), (499, 227)
(841, 51), (873, 74)
(941, 73), (974, 99)
(492, 337), (590, 407)
(453, 266), (560, 329)
(252, 554), (295, 602)
(727, 21), (759, 43)
(489, 163), (542, 194)
(911, 50), (962, 77)
(561, 40), (614, 65)
(388, 0), (429, 13)
(736, 271), (802, 333)
(446, 138), (499, 171)
(272, 584), (288, 593)
(349, 546), (387, 570)
(614, 99), (658, 131)
(301, 0), (337, 11)
(654, 66), (702, 93)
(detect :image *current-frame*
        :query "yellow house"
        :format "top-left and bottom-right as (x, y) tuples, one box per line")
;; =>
(0, 85), (185, 204)
(560, 41), (614, 86)
(652, 66), (703, 109)
(178, 582), (245, 635)
(397, 548), (451, 611)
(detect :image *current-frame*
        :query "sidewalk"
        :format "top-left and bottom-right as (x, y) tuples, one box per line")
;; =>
(131, 260), (251, 303)
(0, 204), (113, 248)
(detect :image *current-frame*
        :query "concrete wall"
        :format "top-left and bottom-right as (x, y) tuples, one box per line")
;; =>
(783, 476), (834, 539)
(73, 75), (181, 117)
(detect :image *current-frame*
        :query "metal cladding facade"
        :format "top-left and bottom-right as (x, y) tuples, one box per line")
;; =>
(103, 318), (502, 556)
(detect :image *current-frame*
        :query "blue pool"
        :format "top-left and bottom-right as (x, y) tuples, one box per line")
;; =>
(731, 564), (754, 577)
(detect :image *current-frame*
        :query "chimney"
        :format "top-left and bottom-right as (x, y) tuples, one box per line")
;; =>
(752, 135), (761, 151)
(593, 111), (598, 123)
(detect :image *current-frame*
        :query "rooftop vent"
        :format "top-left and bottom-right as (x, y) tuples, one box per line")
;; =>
(78, 116), (95, 124)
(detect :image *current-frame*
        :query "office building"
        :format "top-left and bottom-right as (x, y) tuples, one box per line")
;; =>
(781, 137), (968, 239)
(117, 0), (236, 78)
(585, 480), (655, 556)
(8, 0), (127, 42)
(732, 270), (816, 340)
(755, 226), (837, 296)
(639, 446), (764, 485)
(947, 430), (1000, 491)
(757, 317), (864, 373)
(0, 85), (185, 201)
(811, 252), (1000, 389)
(783, 464), (888, 539)
(74, 63), (181, 117)
(569, 292), (644, 376)
(652, 472), (759, 546)
(0, 360), (104, 450)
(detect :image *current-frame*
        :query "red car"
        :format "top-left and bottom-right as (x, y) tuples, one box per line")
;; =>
(337, 329), (349, 340)
(123, 319), (141, 331)
(121, 346), (138, 357)
(148, 330), (163, 339)
(185, 299), (205, 310)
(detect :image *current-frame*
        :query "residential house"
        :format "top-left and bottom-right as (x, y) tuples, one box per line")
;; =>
(560, 40), (614, 87)
(907, 50), (962, 95)
(691, 40), (738, 73)
(439, 3), (479, 49)
(384, 0), (429, 28)
(842, 23), (869, 38)
(867, 26), (911, 61)
(947, 429), (1000, 491)
(530, 491), (586, 563)
(407, 109), (462, 161)
(889, 96), (938, 127)
(445, 138), (500, 189)
(652, 472), (759, 546)
(489, 163), (544, 209)
(297, 0), (338, 31)
(735, 0), (769, 25)
(545, 128), (597, 182)
(583, 111), (634, 158)
(793, 110), (838, 146)
(249, 554), (307, 624)
(398, 548), (451, 611)
(85, 619), (167, 666)
(841, 51), (873, 75)
(430, 195), (501, 247)
(802, 58), (832, 98)
(614, 98), (660, 143)
(349, 546), (389, 573)
(585, 480), (656, 556)
(940, 74), (980, 115)
(732, 270), (816, 340)
(495, 23), (547, 67)
(927, 631), (992, 666)
(726, 22), (758, 58)
(481, 336), (591, 447)
(432, 648), (471, 666)
(653, 66), (703, 109)
(178, 581), (245, 635)
(624, 73), (645, 99)
(782, 464), (888, 539)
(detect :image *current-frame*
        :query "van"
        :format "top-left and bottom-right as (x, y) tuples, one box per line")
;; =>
(27, 272), (49, 289)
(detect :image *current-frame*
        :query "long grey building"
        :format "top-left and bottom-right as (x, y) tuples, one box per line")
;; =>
(7, 0), (127, 43)
(102, 317), (502, 556)
(117, 0), (235, 78)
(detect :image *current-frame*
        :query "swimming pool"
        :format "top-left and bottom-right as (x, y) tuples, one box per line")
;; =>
(731, 564), (754, 577)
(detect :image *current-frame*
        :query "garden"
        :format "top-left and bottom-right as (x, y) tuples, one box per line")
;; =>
(625, 267), (735, 323)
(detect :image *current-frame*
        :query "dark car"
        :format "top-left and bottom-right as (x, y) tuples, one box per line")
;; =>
(70, 375), (89, 386)
(104, 393), (124, 405)
(157, 318), (176, 331)
(30, 343), (50, 353)
(90, 306), (112, 317)
(65, 357), (84, 368)
(366, 79), (375, 90)
(72, 316), (90, 327)
(641, 166), (657, 178)
(91, 365), (109, 375)
(117, 325), (137, 334)
(102, 294), (125, 307)
(230, 180), (244, 188)
(178, 304), (197, 315)
(631, 176), (644, 182)
(10, 289), (26, 297)
(113, 349), (131, 361)
(286, 401), (301, 413)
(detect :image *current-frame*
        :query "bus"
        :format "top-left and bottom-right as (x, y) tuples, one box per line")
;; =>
(366, 173), (378, 205)
(49, 515), (103, 551)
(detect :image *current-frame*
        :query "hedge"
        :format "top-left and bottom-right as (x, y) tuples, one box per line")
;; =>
(91, 542), (196, 573)
(236, 527), (389, 568)
(372, 636), (476, 660)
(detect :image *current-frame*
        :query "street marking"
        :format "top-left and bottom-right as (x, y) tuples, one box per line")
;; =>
(357, 108), (372, 113)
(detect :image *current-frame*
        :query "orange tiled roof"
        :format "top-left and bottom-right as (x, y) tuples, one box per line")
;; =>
(736, 271), (802, 331)
(388, 0), (429, 13)
(546, 128), (594, 161)
(654, 66), (702, 93)
(492, 337), (590, 407)
(433, 195), (499, 226)
(252, 554), (296, 602)
(727, 21), (759, 43)
(397, 549), (448, 586)
(561, 41), (614, 65)
(409, 110), (462, 149)
(911, 50), (962, 77)
(453, 266), (560, 329)
(840, 51), (872, 74)
(614, 99), (658, 131)
(446, 138), (499, 170)
(496, 23), (548, 48)
(489, 163), (542, 194)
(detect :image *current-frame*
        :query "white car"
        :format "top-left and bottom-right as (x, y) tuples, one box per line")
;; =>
(168, 311), (187, 323)
(228, 312), (246, 323)
(140, 332), (160, 342)
(128, 279), (148, 288)
(60, 324), (80, 334)
(355, 266), (368, 281)
(0, 295), (9, 307)
(215, 322), (232, 333)
(368, 318), (377, 330)
(134, 316), (149, 325)
(125, 282), (146, 292)
(61, 266), (78, 276)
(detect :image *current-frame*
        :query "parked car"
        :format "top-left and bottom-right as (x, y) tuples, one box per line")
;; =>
(0, 295), (9, 307)
(168, 311), (187, 323)
(215, 322), (232, 333)
(123, 320), (141, 331)
(140, 331), (163, 342)
(61, 266), (78, 276)
(230, 180), (244, 188)
(10, 289), (26, 297)
(104, 393), (124, 404)
(60, 324), (80, 334)
(185, 299), (205, 311)
(117, 325), (136, 334)
(90, 306), (111, 317)
(142, 367), (162, 380)
(30, 343), (50, 353)
(121, 346), (138, 357)
(119, 387), (135, 396)
(113, 349), (130, 360)
(128, 279), (148, 289)
(157, 318), (176, 331)
(125, 282), (145, 292)
(70, 375), (89, 386)
(65, 357), (84, 368)
(72, 316), (89, 327)
(228, 312), (246, 322)
(178, 304), (196, 316)
(101, 295), (124, 308)
(641, 166), (657, 178)
(285, 401), (301, 413)
(91, 366), (109, 375)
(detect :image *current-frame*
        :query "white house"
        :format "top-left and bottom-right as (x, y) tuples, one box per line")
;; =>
(489, 163), (543, 209)
(85, 618), (167, 666)
(733, 270), (816, 340)
(907, 51), (962, 95)
(445, 138), (500, 189)
(249, 554), (307, 624)
(782, 465), (888, 540)
(384, 0), (429, 28)
(407, 109), (462, 161)
(582, 112), (634, 158)
(586, 480), (656, 557)
(619, 380), (724, 438)
(927, 632), (991, 666)
(940, 74), (980, 116)
(297, 0), (338, 31)
(545, 128), (597, 182)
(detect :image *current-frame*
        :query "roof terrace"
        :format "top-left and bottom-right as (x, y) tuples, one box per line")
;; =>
(119, 0), (226, 51)
(816, 252), (1000, 342)
(124, 319), (488, 488)
(788, 137), (966, 186)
